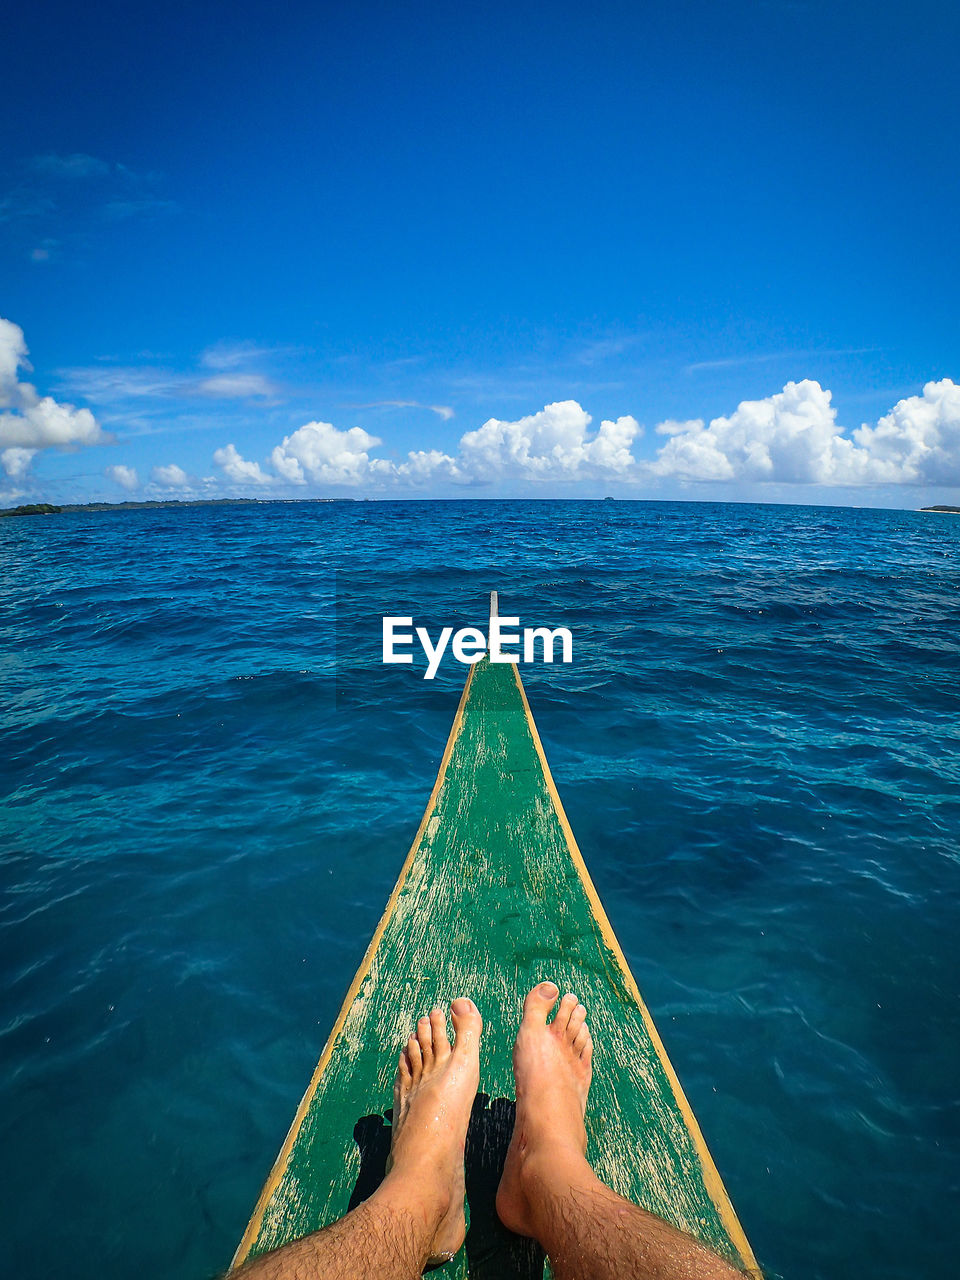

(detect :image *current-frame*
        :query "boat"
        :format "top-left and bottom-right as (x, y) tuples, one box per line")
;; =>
(232, 595), (757, 1276)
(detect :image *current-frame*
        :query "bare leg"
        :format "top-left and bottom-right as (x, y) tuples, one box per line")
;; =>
(497, 982), (749, 1280)
(236, 997), (482, 1280)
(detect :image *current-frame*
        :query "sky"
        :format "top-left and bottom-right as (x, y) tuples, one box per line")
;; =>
(1, 0), (959, 507)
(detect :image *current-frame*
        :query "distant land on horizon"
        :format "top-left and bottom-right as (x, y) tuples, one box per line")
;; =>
(0, 498), (346, 517)
(3, 498), (960, 519)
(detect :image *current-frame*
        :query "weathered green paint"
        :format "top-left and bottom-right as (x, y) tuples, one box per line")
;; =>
(233, 657), (756, 1276)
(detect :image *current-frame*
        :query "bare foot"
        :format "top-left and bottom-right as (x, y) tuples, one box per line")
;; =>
(385, 998), (482, 1265)
(496, 981), (594, 1238)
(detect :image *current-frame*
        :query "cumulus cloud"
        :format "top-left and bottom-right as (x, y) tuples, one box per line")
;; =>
(105, 463), (139, 491)
(204, 400), (641, 491)
(647, 378), (960, 486)
(649, 380), (843, 482)
(2, 447), (36, 478)
(455, 401), (641, 482)
(213, 443), (273, 485)
(0, 318), (108, 474)
(151, 463), (190, 488)
(851, 379), (960, 485)
(394, 448), (460, 482)
(0, 320), (25, 386)
(178, 382), (960, 496)
(270, 421), (387, 486)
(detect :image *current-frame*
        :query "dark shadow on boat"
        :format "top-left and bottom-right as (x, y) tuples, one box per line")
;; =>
(463, 1094), (545, 1279)
(347, 1112), (393, 1212)
(348, 1093), (545, 1278)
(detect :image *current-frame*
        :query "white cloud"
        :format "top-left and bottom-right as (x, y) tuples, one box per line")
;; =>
(105, 463), (139, 490)
(655, 419), (704, 436)
(240, 401), (640, 491)
(576, 334), (643, 365)
(455, 401), (641, 482)
(0, 318), (26, 386)
(196, 373), (276, 399)
(60, 341), (284, 413)
(270, 420), (385, 486)
(648, 380), (841, 482)
(851, 379), (960, 485)
(213, 443), (273, 485)
(151, 463), (190, 488)
(394, 449), (460, 482)
(200, 341), (289, 371)
(0, 392), (105, 450)
(85, 380), (956, 500)
(684, 347), (876, 374)
(244, 401), (640, 490)
(0, 318), (108, 464)
(58, 365), (184, 403)
(2, 447), (36, 478)
(195, 401), (632, 492)
(647, 378), (960, 486)
(350, 399), (455, 421)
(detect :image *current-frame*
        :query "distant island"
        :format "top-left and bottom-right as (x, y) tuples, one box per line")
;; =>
(0, 498), (347, 518)
(919, 505), (960, 514)
(0, 503), (64, 517)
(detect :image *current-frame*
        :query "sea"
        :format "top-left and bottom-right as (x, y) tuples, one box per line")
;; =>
(1, 498), (957, 1280)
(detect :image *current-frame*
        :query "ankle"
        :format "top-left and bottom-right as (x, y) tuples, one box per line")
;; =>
(517, 1143), (597, 1207)
(376, 1166), (450, 1234)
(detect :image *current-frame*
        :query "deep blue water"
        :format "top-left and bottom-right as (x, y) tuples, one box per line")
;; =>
(1, 499), (958, 1280)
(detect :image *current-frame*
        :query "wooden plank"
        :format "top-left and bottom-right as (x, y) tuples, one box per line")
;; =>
(232, 656), (757, 1276)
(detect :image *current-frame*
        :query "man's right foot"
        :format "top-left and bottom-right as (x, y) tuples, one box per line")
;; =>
(385, 998), (482, 1264)
(496, 981), (594, 1237)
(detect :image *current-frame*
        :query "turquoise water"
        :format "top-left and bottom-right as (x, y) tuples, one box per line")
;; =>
(1, 499), (957, 1279)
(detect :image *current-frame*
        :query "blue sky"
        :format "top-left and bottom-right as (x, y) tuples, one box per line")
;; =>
(2, 0), (958, 505)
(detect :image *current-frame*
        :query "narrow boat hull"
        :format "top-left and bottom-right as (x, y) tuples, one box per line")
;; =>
(233, 657), (757, 1275)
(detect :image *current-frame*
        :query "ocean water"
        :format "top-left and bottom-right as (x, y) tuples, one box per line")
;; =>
(1, 498), (957, 1280)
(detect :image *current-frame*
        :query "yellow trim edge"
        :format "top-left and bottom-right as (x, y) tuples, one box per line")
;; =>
(511, 662), (760, 1275)
(230, 663), (479, 1269)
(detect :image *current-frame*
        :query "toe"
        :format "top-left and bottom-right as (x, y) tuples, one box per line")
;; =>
(407, 1033), (423, 1079)
(552, 992), (579, 1035)
(393, 1065), (403, 1112)
(397, 1049), (412, 1087)
(581, 1035), (593, 1067)
(430, 1007), (450, 1060)
(574, 1024), (590, 1056)
(566, 1003), (587, 1042)
(417, 1015), (434, 1066)
(450, 997), (482, 1053)
(522, 981), (560, 1026)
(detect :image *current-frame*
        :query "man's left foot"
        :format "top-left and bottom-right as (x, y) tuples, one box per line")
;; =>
(386, 998), (482, 1264)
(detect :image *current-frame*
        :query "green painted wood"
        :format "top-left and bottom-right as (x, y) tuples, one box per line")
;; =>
(234, 657), (755, 1276)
